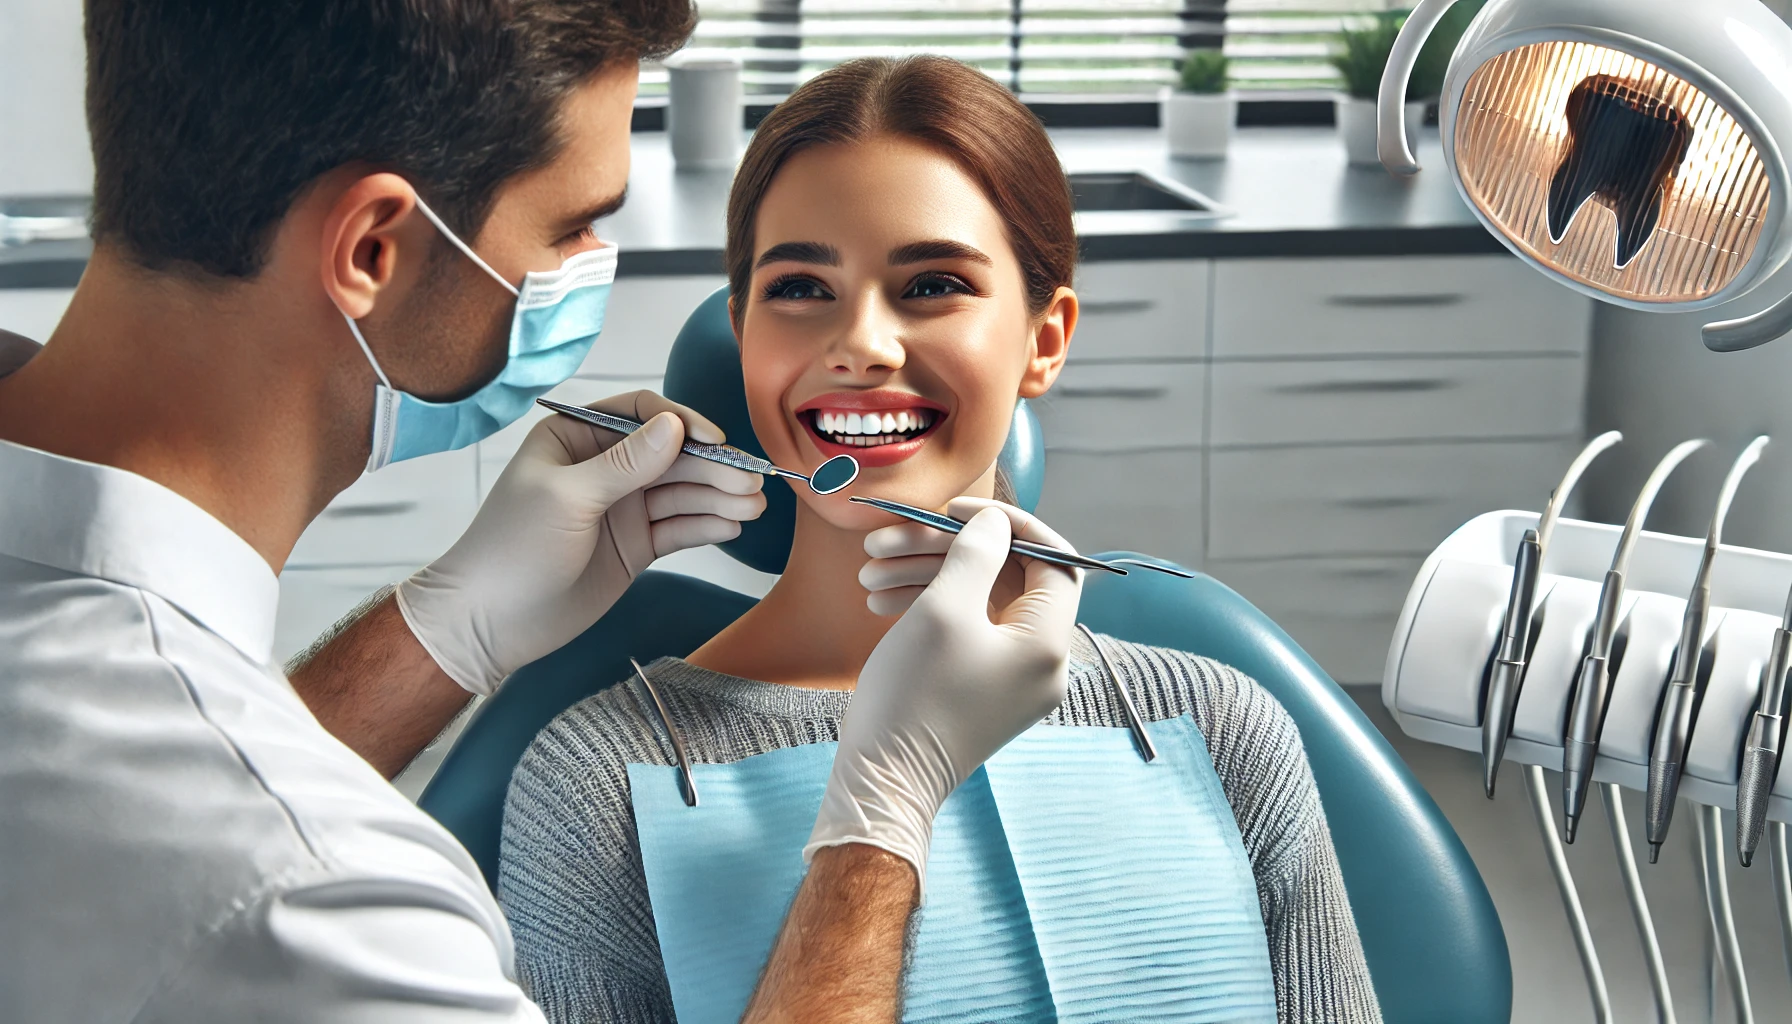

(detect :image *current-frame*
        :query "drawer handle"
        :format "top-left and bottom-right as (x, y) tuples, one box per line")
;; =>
(1079, 299), (1156, 315)
(1055, 386), (1172, 400)
(324, 501), (418, 519)
(1330, 496), (1442, 510)
(1272, 377), (1455, 395)
(1325, 293), (1466, 308)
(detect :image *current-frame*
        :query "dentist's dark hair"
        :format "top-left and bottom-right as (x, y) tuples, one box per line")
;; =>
(725, 56), (1078, 328)
(84, 0), (693, 279)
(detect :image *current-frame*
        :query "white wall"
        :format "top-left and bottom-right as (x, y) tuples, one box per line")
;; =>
(0, 0), (91, 196)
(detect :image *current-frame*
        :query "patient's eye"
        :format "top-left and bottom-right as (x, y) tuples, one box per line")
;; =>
(762, 275), (834, 302)
(903, 272), (974, 300)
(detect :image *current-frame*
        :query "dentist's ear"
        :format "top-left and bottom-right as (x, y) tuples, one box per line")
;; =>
(1018, 286), (1076, 399)
(319, 172), (431, 319)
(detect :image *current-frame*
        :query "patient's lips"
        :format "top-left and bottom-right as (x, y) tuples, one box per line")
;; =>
(794, 391), (948, 469)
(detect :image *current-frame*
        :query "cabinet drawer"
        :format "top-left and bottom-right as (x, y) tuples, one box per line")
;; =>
(275, 565), (415, 665)
(1209, 439), (1575, 558)
(1070, 260), (1209, 361)
(1035, 448), (1202, 570)
(1035, 362), (1204, 452)
(1212, 256), (1592, 358)
(287, 446), (478, 569)
(1209, 356), (1584, 447)
(587, 275), (726, 376)
(1208, 556), (1422, 684)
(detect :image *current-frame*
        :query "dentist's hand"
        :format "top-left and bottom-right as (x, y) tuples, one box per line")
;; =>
(397, 392), (766, 696)
(805, 499), (1084, 881)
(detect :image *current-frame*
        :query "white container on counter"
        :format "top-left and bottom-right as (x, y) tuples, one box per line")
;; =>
(1161, 89), (1235, 160)
(666, 57), (743, 171)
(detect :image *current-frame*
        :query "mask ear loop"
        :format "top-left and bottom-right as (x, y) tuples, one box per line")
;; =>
(411, 195), (521, 297)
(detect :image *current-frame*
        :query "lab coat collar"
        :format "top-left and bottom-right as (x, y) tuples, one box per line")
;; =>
(0, 439), (278, 665)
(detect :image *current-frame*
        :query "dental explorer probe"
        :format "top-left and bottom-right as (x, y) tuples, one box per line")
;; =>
(537, 398), (862, 495)
(1647, 435), (1771, 862)
(1739, 583), (1792, 867)
(1483, 431), (1623, 798)
(1562, 439), (1709, 844)
(847, 495), (1199, 579)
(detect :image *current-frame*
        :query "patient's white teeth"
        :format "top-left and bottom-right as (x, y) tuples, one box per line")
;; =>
(826, 413), (839, 433)
(879, 413), (894, 433)
(896, 411), (910, 432)
(846, 413), (863, 434)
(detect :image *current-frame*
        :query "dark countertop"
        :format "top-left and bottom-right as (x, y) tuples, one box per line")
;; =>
(0, 126), (1502, 288)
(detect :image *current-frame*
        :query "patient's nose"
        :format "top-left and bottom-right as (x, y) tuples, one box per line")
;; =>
(826, 296), (906, 377)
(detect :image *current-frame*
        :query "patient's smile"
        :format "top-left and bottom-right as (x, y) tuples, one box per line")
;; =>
(795, 392), (948, 467)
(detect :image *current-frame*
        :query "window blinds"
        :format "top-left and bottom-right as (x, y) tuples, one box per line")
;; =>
(638, 0), (1392, 100)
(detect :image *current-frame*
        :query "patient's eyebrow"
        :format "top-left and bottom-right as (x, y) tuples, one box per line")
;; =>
(888, 239), (993, 267)
(756, 241), (841, 269)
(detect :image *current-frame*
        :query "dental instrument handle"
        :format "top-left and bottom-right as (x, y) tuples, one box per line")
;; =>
(535, 398), (854, 492)
(1647, 436), (1768, 860)
(1563, 439), (1708, 844)
(852, 491), (1189, 581)
(1563, 569), (1624, 842)
(1483, 529), (1541, 798)
(1737, 584), (1792, 867)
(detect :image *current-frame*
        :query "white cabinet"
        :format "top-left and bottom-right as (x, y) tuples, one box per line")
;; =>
(1046, 253), (1592, 684)
(287, 446), (479, 569)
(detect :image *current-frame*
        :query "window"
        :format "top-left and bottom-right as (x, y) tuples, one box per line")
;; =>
(638, 0), (1397, 102)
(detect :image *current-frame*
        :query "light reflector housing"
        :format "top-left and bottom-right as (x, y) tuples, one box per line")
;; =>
(1455, 42), (1769, 303)
(1377, 0), (1792, 349)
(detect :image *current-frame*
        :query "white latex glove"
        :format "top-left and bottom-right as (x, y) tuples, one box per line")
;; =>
(397, 391), (766, 695)
(805, 498), (1084, 882)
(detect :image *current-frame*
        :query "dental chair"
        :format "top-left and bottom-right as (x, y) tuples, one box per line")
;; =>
(419, 287), (1511, 1024)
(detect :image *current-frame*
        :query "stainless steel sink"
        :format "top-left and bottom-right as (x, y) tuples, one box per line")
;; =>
(1067, 172), (1224, 216)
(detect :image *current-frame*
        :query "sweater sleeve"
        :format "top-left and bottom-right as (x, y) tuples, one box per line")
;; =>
(1188, 657), (1384, 1024)
(498, 688), (677, 1024)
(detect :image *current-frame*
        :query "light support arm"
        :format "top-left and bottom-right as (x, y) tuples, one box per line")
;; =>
(1378, 0), (1458, 174)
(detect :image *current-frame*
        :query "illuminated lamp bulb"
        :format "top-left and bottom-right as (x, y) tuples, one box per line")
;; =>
(1377, 0), (1792, 351)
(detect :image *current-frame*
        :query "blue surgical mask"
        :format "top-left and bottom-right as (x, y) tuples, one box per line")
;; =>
(339, 196), (617, 472)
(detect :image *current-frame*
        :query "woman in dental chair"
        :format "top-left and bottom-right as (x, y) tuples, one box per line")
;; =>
(499, 56), (1380, 1024)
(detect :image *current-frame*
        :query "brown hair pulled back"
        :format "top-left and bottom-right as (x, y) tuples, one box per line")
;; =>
(726, 56), (1077, 327)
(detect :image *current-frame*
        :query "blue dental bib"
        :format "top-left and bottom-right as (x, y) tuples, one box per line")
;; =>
(629, 716), (1277, 1024)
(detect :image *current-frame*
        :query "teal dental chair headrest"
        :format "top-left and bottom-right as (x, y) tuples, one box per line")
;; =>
(420, 286), (1511, 1024)
(661, 287), (1045, 574)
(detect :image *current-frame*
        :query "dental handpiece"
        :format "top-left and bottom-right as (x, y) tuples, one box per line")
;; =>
(1482, 530), (1540, 798)
(1483, 430), (1622, 799)
(1646, 435), (1769, 863)
(1737, 583), (1792, 868)
(537, 398), (861, 495)
(1562, 439), (1708, 844)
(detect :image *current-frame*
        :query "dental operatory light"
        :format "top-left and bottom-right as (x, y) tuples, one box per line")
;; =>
(1377, 0), (1792, 350)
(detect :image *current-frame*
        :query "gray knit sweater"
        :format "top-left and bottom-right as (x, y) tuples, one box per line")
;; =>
(499, 632), (1382, 1024)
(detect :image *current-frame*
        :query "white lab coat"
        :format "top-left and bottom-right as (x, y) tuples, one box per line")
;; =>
(0, 438), (545, 1022)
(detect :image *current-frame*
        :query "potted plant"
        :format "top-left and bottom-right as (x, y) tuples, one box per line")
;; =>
(1331, 12), (1424, 166)
(1161, 49), (1232, 159)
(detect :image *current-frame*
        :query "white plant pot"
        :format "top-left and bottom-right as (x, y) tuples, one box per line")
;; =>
(1161, 89), (1235, 159)
(1337, 96), (1425, 166)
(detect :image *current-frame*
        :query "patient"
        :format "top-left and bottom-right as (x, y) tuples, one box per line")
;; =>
(499, 56), (1382, 1024)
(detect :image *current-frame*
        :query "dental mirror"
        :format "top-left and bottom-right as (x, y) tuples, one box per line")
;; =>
(808, 454), (860, 495)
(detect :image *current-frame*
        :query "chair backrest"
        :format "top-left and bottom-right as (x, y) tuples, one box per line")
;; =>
(419, 288), (1511, 1024)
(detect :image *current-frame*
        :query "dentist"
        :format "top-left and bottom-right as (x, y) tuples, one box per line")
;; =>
(0, 2), (1081, 1022)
